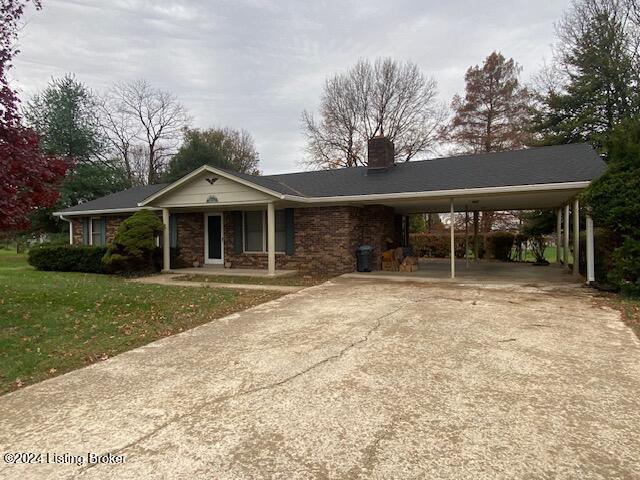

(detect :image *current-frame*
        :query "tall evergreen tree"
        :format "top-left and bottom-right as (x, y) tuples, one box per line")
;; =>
(25, 75), (130, 209)
(532, 0), (639, 150)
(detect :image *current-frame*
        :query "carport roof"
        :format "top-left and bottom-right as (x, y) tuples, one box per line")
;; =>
(236, 143), (604, 197)
(58, 143), (604, 215)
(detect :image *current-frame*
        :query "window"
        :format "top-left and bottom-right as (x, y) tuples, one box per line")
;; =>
(90, 218), (102, 246)
(244, 211), (264, 252)
(243, 210), (286, 253)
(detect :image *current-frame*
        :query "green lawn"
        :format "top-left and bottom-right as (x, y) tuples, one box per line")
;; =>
(516, 246), (573, 264)
(0, 250), (282, 394)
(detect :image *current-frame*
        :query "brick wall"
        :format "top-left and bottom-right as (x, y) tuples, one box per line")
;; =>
(71, 219), (82, 245)
(360, 205), (398, 270)
(223, 205), (396, 275)
(174, 212), (204, 266)
(67, 205), (397, 275)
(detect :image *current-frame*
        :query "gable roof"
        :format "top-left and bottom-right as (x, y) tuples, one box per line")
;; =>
(57, 143), (605, 215)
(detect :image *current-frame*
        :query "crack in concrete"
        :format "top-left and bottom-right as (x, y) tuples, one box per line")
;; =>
(69, 304), (406, 479)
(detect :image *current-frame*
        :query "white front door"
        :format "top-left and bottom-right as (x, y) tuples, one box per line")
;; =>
(204, 213), (224, 264)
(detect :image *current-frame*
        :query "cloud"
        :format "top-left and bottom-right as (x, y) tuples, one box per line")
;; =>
(13, 0), (569, 174)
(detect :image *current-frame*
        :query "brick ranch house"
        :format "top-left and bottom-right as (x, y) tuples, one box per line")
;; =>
(55, 138), (605, 278)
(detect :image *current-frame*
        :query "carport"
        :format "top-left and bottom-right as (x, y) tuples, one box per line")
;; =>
(360, 170), (597, 282)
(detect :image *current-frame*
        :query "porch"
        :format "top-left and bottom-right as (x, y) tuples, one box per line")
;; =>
(167, 265), (297, 278)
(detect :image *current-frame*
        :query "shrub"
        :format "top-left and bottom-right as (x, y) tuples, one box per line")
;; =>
(609, 237), (640, 296)
(582, 119), (640, 296)
(512, 233), (528, 261)
(28, 245), (107, 273)
(579, 227), (617, 285)
(409, 233), (483, 258)
(102, 210), (164, 274)
(485, 232), (515, 261)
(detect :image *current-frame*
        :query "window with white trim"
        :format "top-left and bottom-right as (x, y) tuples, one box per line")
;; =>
(90, 218), (103, 246)
(243, 210), (286, 253)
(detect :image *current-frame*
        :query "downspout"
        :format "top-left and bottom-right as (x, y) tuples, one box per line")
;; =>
(59, 215), (73, 245)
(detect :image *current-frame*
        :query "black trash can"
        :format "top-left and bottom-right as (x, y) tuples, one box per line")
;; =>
(356, 245), (373, 272)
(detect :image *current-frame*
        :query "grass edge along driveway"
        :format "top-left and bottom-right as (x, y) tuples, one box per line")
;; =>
(0, 251), (282, 394)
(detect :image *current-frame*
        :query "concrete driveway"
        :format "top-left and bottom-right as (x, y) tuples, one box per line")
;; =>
(1, 277), (639, 479)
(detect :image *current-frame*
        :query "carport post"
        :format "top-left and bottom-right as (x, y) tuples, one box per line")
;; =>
(586, 213), (595, 283)
(473, 211), (479, 261)
(464, 207), (469, 269)
(450, 198), (455, 279)
(162, 208), (170, 272)
(556, 208), (562, 265)
(573, 198), (580, 276)
(564, 204), (570, 268)
(267, 202), (276, 276)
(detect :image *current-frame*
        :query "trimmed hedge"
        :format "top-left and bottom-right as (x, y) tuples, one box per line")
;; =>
(409, 233), (485, 258)
(28, 245), (107, 273)
(409, 231), (515, 261)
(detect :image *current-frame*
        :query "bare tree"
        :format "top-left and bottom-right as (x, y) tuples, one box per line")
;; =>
(104, 80), (190, 184)
(302, 58), (446, 169)
(97, 89), (140, 184)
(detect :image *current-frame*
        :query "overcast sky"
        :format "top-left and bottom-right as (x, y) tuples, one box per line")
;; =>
(13, 0), (570, 174)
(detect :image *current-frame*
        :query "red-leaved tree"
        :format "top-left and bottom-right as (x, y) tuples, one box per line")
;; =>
(0, 0), (67, 231)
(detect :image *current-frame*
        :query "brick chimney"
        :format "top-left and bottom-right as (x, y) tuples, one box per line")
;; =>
(367, 135), (395, 170)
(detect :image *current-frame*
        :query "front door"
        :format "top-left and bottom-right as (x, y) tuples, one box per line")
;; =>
(205, 213), (223, 264)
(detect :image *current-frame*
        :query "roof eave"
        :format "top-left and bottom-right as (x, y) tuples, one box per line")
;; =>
(53, 207), (161, 217)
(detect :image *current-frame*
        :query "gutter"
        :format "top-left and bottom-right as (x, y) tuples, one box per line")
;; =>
(276, 181), (592, 204)
(52, 207), (161, 217)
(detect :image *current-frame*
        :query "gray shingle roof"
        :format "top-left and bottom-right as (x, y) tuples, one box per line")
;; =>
(59, 184), (168, 214)
(59, 143), (605, 214)
(254, 143), (605, 197)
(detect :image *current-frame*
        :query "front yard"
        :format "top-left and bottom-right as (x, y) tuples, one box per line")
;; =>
(0, 250), (282, 394)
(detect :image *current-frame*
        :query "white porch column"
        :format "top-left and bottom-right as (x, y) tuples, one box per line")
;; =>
(564, 203), (570, 268)
(586, 214), (595, 283)
(267, 202), (276, 276)
(573, 198), (580, 276)
(162, 208), (170, 272)
(556, 208), (562, 265)
(450, 198), (455, 279)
